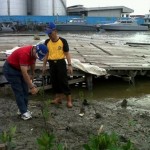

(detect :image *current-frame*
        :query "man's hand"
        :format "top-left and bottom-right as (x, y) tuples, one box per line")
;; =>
(30, 74), (34, 81)
(30, 86), (38, 95)
(42, 66), (46, 76)
(67, 65), (73, 75)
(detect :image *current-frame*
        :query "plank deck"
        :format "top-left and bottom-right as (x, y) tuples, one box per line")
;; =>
(0, 34), (150, 88)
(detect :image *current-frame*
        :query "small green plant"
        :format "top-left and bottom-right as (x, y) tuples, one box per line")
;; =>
(38, 85), (51, 132)
(83, 132), (135, 150)
(79, 91), (85, 100)
(37, 85), (64, 150)
(37, 131), (55, 150)
(38, 87), (45, 97)
(41, 99), (52, 132)
(37, 131), (64, 150)
(128, 119), (137, 127)
(0, 126), (16, 150)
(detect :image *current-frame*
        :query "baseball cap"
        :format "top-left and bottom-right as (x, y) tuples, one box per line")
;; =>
(36, 44), (48, 60)
(45, 22), (56, 35)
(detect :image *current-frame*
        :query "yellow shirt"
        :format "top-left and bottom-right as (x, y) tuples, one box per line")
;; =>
(46, 37), (69, 60)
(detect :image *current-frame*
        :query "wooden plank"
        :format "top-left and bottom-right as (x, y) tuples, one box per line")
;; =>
(126, 42), (150, 45)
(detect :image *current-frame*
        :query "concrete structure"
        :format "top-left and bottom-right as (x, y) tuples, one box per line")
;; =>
(0, 0), (27, 16)
(0, 0), (66, 16)
(32, 0), (53, 16)
(67, 5), (134, 18)
(32, 0), (66, 16)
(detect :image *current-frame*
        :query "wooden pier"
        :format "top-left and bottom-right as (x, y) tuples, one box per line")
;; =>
(0, 34), (150, 90)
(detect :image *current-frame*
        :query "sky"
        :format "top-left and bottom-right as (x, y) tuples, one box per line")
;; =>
(67, 0), (150, 15)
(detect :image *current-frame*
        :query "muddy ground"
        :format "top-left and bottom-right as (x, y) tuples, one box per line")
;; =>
(0, 86), (150, 150)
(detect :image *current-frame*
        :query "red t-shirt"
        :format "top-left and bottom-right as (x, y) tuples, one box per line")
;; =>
(7, 45), (36, 70)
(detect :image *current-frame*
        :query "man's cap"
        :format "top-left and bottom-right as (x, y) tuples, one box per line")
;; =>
(36, 44), (48, 60)
(45, 22), (56, 35)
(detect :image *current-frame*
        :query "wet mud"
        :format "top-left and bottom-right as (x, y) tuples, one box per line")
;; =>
(0, 88), (150, 150)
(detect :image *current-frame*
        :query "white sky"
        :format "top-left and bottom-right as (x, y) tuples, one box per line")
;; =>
(67, 0), (150, 15)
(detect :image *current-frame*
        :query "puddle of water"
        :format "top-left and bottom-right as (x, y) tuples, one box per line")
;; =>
(70, 76), (150, 102)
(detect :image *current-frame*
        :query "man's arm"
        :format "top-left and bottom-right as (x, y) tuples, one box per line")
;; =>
(20, 65), (38, 94)
(65, 52), (71, 65)
(21, 66), (33, 88)
(65, 52), (73, 75)
(42, 53), (48, 75)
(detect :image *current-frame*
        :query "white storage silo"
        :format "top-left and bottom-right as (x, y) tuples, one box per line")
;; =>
(32, 0), (53, 16)
(0, 0), (27, 16)
(27, 0), (32, 15)
(32, 0), (66, 16)
(0, 0), (8, 15)
(54, 0), (66, 16)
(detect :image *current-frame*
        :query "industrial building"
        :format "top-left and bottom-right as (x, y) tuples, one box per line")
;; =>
(67, 5), (134, 18)
(0, 0), (133, 17)
(0, 0), (143, 27)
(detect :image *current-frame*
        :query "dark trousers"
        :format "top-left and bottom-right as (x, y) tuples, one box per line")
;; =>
(48, 59), (71, 95)
(2, 61), (28, 114)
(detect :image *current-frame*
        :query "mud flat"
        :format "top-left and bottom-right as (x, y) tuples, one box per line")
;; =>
(0, 89), (150, 149)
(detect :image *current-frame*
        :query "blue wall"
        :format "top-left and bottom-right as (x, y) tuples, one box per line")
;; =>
(0, 16), (144, 25)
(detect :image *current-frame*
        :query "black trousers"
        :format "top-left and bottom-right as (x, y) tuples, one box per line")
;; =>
(48, 59), (71, 95)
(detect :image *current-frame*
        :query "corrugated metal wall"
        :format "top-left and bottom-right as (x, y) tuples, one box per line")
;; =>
(0, 16), (144, 25)
(88, 10), (122, 17)
(0, 0), (27, 15)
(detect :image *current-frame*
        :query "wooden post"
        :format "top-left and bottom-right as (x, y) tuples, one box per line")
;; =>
(85, 73), (93, 90)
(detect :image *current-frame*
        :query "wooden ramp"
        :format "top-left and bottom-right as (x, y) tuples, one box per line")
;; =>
(67, 35), (150, 79)
(0, 34), (150, 89)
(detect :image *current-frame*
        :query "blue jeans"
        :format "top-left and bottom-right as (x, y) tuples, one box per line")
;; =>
(2, 61), (29, 114)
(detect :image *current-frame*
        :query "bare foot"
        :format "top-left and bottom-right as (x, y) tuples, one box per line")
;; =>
(51, 98), (62, 104)
(67, 101), (73, 108)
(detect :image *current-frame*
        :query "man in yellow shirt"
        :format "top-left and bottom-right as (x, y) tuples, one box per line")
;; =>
(43, 22), (73, 108)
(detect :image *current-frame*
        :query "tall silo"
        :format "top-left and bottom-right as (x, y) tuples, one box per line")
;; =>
(27, 0), (32, 15)
(0, 0), (27, 16)
(32, 0), (66, 16)
(54, 0), (66, 16)
(0, 0), (8, 15)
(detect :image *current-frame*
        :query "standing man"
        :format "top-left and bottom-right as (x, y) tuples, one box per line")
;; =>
(43, 22), (73, 108)
(3, 44), (48, 120)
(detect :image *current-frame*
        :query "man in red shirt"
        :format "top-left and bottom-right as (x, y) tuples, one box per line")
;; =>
(3, 44), (48, 120)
